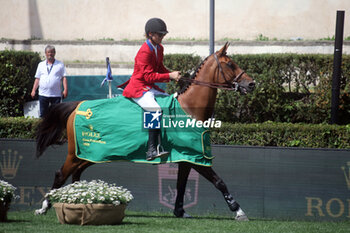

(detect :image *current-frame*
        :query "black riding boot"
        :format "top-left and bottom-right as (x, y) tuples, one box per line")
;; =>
(146, 129), (169, 161)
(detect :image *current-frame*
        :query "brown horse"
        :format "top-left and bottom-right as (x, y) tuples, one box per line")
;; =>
(34, 43), (255, 220)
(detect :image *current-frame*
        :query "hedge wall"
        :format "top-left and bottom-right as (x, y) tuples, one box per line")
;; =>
(1, 117), (349, 149)
(0, 117), (38, 139)
(0, 50), (41, 117)
(163, 54), (202, 93)
(164, 54), (350, 125)
(211, 122), (350, 149)
(1, 51), (349, 124)
(1, 51), (349, 150)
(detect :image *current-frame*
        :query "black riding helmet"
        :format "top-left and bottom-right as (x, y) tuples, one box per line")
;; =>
(145, 18), (168, 36)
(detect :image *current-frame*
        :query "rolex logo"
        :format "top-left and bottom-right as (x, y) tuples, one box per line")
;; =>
(89, 124), (93, 131)
(0, 149), (23, 179)
(341, 161), (350, 190)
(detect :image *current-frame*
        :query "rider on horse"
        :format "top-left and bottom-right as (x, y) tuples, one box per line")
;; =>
(119, 18), (181, 161)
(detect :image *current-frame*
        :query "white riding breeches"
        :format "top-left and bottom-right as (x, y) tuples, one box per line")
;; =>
(132, 88), (168, 112)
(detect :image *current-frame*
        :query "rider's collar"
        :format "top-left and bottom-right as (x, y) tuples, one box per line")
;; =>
(146, 39), (159, 52)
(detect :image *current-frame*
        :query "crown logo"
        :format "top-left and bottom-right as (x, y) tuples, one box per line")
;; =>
(0, 149), (23, 179)
(341, 161), (350, 190)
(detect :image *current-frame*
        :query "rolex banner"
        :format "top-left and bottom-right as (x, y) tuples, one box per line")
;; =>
(0, 140), (349, 220)
(74, 95), (213, 166)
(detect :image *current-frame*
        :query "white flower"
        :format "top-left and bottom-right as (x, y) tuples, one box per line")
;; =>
(0, 180), (18, 202)
(45, 180), (133, 206)
(113, 200), (121, 205)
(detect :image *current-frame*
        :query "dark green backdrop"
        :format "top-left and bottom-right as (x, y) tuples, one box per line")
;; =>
(1, 139), (349, 221)
(64, 75), (165, 101)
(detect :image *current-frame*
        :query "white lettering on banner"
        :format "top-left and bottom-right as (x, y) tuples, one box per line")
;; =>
(305, 197), (350, 218)
(305, 161), (350, 219)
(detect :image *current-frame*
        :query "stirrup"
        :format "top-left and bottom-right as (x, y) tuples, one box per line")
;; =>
(155, 144), (169, 158)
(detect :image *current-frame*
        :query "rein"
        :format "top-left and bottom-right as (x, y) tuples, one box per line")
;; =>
(179, 53), (245, 91)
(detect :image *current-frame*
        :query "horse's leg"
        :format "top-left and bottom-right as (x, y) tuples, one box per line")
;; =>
(72, 161), (94, 183)
(35, 153), (84, 215)
(35, 113), (82, 215)
(53, 156), (86, 188)
(174, 162), (192, 218)
(192, 165), (248, 221)
(51, 111), (82, 189)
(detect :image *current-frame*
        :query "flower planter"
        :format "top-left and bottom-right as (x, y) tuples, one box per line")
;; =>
(47, 180), (133, 225)
(53, 203), (126, 225)
(1, 180), (18, 222)
(0, 201), (10, 222)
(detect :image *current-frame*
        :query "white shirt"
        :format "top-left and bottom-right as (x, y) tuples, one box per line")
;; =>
(34, 59), (67, 97)
(150, 42), (158, 58)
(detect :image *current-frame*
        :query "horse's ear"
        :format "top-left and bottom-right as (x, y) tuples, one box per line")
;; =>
(217, 42), (230, 56)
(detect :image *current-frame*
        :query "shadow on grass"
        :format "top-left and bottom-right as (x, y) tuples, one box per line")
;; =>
(126, 213), (257, 221)
(119, 221), (147, 226)
(126, 214), (175, 219)
(1, 219), (32, 223)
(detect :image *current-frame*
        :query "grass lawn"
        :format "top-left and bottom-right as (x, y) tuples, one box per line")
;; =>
(1, 210), (349, 233)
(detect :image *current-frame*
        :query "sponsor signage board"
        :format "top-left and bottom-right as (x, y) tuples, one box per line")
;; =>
(1, 139), (349, 220)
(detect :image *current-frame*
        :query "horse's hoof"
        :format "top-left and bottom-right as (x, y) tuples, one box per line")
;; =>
(34, 209), (47, 215)
(182, 212), (192, 218)
(235, 214), (249, 221)
(174, 209), (192, 218)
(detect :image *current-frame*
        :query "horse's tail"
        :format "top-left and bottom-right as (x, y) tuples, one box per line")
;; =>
(36, 101), (80, 158)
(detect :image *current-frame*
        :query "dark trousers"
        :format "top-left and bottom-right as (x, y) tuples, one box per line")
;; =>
(39, 95), (61, 117)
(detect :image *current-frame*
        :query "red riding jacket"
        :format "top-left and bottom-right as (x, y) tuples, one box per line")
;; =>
(120, 40), (170, 98)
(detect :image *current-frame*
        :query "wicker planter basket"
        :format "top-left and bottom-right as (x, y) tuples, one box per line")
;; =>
(53, 203), (126, 225)
(0, 201), (10, 222)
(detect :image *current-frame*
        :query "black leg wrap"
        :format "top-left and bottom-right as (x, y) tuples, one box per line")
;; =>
(173, 207), (185, 218)
(174, 203), (192, 218)
(173, 208), (192, 218)
(52, 169), (63, 189)
(47, 198), (52, 209)
(215, 179), (226, 190)
(224, 194), (240, 212)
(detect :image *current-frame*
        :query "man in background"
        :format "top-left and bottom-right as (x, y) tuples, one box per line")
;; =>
(31, 45), (68, 117)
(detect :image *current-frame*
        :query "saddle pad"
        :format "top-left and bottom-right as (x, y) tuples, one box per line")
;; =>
(74, 95), (213, 166)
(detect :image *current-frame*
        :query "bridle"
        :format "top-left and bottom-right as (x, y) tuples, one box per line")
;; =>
(179, 53), (245, 91)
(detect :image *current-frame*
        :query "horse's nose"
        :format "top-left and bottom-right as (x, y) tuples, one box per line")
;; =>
(249, 82), (255, 89)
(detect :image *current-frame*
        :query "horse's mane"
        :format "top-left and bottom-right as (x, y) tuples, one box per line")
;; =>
(177, 55), (210, 95)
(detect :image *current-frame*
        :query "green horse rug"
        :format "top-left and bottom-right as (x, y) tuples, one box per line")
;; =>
(74, 95), (215, 167)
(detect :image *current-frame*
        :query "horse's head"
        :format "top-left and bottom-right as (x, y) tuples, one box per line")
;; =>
(214, 42), (255, 94)
(177, 44), (255, 120)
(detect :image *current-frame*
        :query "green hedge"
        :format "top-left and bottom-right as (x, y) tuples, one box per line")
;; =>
(0, 117), (39, 139)
(0, 50), (41, 117)
(163, 54), (202, 93)
(164, 54), (350, 125)
(1, 117), (349, 149)
(211, 122), (350, 149)
(2, 52), (349, 124)
(1, 52), (349, 149)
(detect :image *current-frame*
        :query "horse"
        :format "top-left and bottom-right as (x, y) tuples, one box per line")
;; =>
(34, 42), (255, 220)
